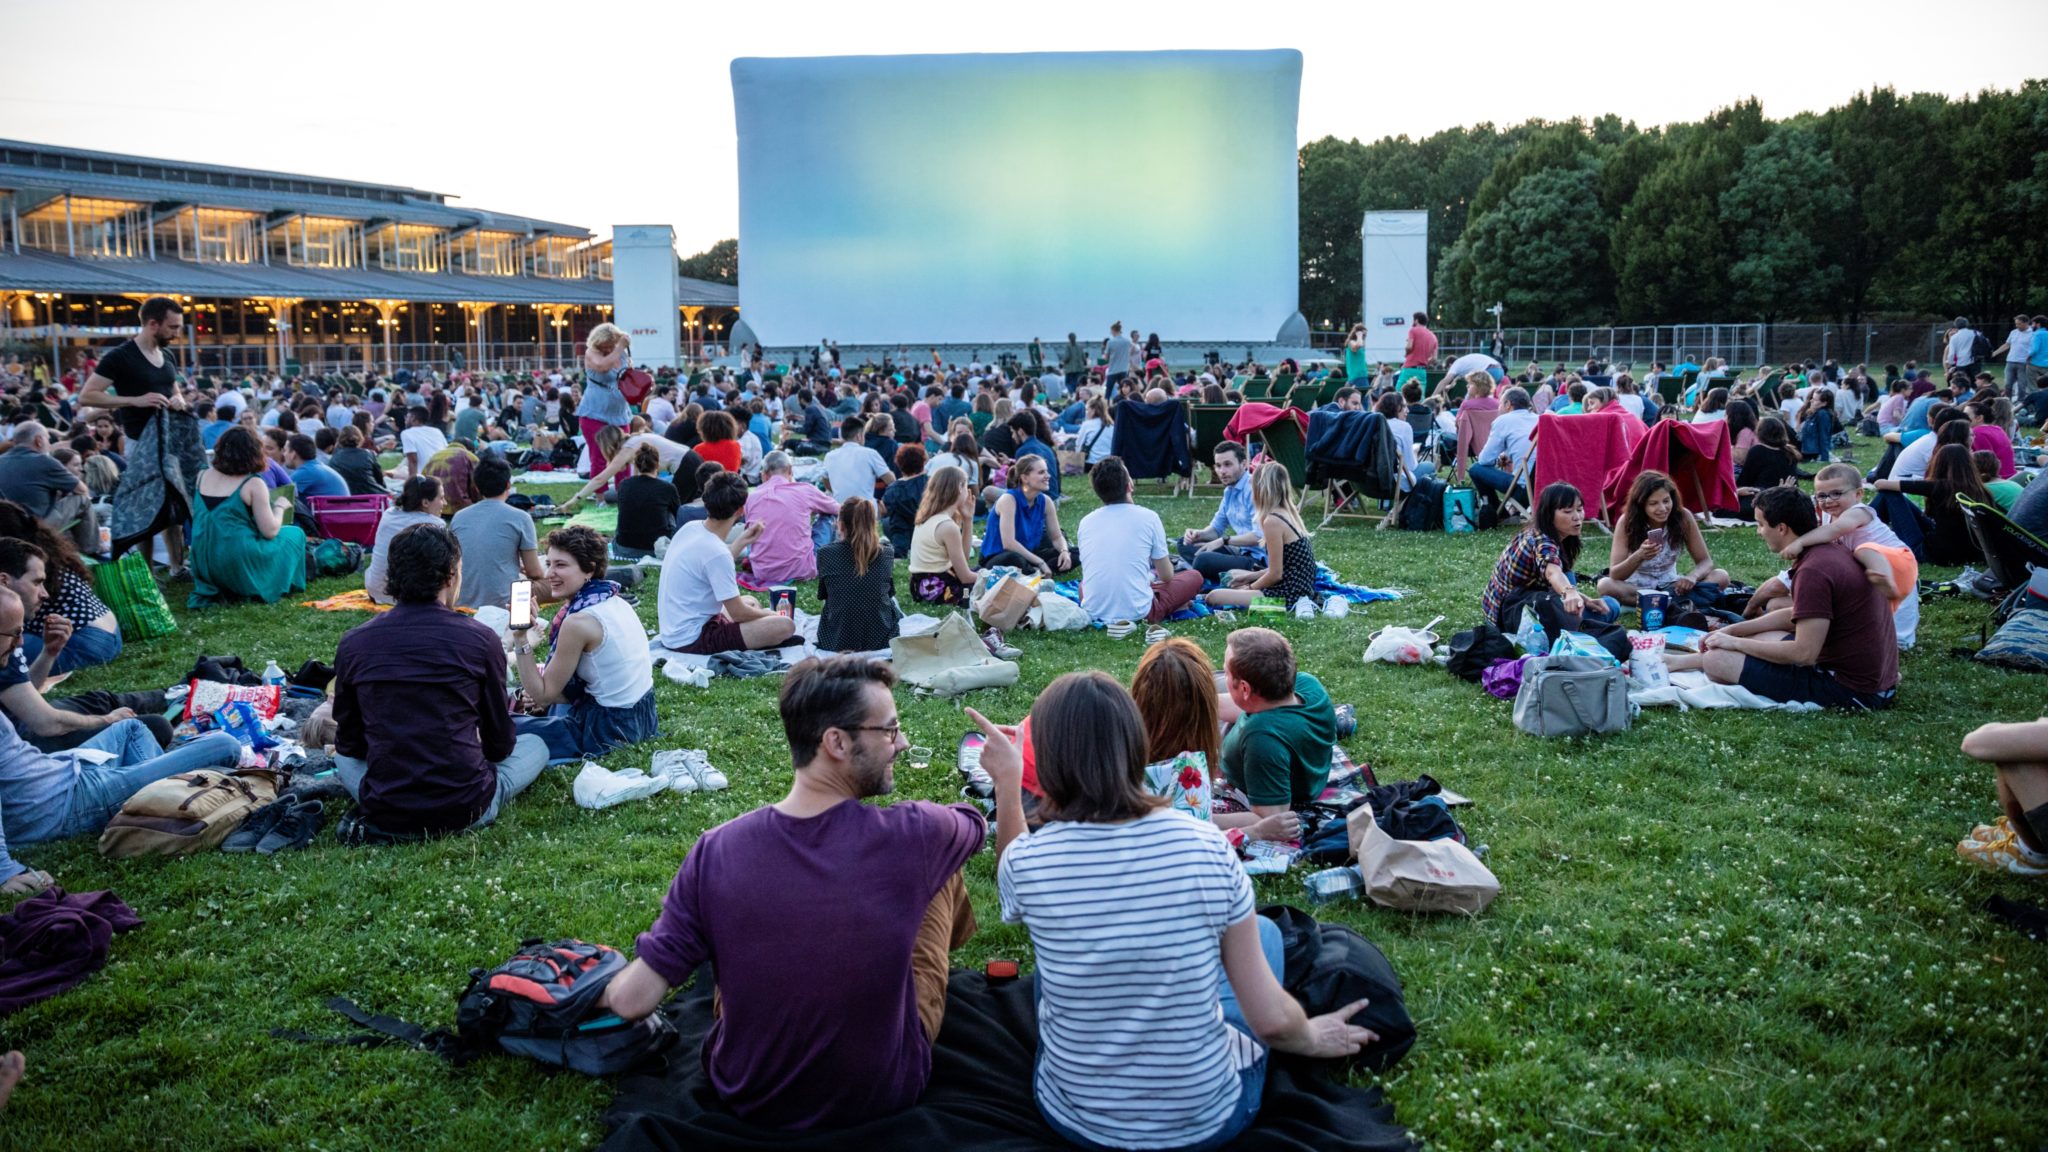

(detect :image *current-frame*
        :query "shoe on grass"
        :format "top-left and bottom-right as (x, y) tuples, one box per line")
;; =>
(982, 629), (1022, 660)
(223, 799), (289, 853)
(1333, 703), (1357, 741)
(1956, 831), (2048, 877)
(1965, 815), (2014, 845)
(256, 799), (325, 854)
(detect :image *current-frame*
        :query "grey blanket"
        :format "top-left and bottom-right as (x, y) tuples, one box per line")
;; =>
(109, 409), (205, 557)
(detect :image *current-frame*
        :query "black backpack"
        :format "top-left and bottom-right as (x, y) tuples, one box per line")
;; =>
(1445, 622), (1516, 681)
(1259, 905), (1416, 1074)
(276, 938), (676, 1076)
(550, 438), (583, 469)
(1971, 330), (1993, 364)
(1399, 477), (1447, 531)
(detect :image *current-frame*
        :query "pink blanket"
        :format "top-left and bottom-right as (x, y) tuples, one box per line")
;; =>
(1530, 412), (1644, 522)
(1223, 402), (1307, 443)
(1603, 419), (1739, 517)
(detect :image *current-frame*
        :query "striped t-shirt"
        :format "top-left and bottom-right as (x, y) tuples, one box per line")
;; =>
(998, 808), (1259, 1149)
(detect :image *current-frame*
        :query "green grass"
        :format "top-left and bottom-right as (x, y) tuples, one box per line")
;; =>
(4, 442), (2046, 1151)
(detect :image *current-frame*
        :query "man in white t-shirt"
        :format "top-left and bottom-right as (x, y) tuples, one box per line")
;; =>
(1991, 314), (2035, 398)
(1944, 317), (1981, 379)
(214, 386), (247, 419)
(823, 416), (893, 504)
(1077, 458), (1204, 625)
(656, 473), (795, 654)
(399, 405), (449, 478)
(647, 386), (678, 431)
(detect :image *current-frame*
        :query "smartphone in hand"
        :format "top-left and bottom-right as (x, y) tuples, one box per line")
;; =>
(509, 579), (534, 631)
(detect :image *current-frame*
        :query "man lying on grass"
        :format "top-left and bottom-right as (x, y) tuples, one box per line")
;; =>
(601, 656), (1028, 1128)
(1665, 486), (1899, 711)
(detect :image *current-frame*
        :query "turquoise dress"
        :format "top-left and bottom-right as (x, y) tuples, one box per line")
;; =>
(189, 476), (307, 607)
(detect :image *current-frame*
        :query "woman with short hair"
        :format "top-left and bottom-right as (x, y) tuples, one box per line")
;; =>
(578, 322), (635, 485)
(509, 525), (657, 760)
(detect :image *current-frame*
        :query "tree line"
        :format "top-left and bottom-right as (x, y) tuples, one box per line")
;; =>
(1301, 82), (2047, 332)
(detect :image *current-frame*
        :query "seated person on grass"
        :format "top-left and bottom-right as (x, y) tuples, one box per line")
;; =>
(1666, 486), (1898, 711)
(560, 432), (701, 514)
(612, 442), (683, 560)
(1216, 627), (1336, 818)
(1596, 470), (1730, 609)
(285, 434), (349, 499)
(1956, 718), (2048, 877)
(1078, 457), (1204, 626)
(1178, 441), (1264, 582)
(657, 472), (796, 654)
(1132, 636), (1301, 844)
(746, 451), (845, 584)
(995, 670), (1376, 1151)
(907, 465), (982, 607)
(331, 523), (550, 836)
(450, 456), (544, 611)
(0, 501), (123, 674)
(1479, 482), (1620, 638)
(1204, 462), (1320, 612)
(1746, 463), (1919, 649)
(510, 526), (657, 761)
(980, 454), (1071, 576)
(0, 585), (241, 895)
(601, 656), (1023, 1129)
(0, 540), (167, 752)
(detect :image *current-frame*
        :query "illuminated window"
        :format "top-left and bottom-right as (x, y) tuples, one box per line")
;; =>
(19, 197), (151, 258)
(452, 231), (520, 276)
(286, 217), (364, 269)
(371, 224), (445, 272)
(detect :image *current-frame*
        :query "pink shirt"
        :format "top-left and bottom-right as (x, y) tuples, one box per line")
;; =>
(744, 474), (842, 583)
(1403, 324), (1438, 369)
(1974, 423), (2016, 478)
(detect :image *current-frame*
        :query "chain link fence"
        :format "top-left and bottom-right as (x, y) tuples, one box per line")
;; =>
(1311, 322), (1960, 371)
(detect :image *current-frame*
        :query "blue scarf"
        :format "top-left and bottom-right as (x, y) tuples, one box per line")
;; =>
(549, 579), (620, 647)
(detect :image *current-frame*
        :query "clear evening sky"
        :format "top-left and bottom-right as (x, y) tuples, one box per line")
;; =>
(4, 0), (2038, 255)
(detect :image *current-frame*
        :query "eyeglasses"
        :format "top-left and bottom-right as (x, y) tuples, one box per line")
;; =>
(0, 629), (20, 642)
(1813, 489), (1854, 501)
(840, 721), (904, 738)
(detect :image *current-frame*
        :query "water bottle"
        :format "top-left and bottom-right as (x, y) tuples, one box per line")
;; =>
(1304, 865), (1365, 904)
(261, 660), (286, 688)
(1449, 503), (1472, 533)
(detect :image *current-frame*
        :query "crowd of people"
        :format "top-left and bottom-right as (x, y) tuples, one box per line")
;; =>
(1, 298), (2044, 1139)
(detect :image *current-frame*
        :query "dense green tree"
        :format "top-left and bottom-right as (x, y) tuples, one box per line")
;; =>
(677, 238), (737, 284)
(1914, 81), (2048, 323)
(1297, 136), (1372, 327)
(1818, 88), (1948, 320)
(1461, 164), (1613, 325)
(1610, 100), (1767, 322)
(1719, 126), (1850, 322)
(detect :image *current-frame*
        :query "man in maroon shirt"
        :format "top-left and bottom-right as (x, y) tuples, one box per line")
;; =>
(602, 656), (1027, 1128)
(1668, 486), (1899, 710)
(331, 522), (548, 833)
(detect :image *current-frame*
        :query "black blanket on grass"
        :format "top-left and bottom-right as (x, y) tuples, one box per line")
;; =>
(603, 966), (1417, 1152)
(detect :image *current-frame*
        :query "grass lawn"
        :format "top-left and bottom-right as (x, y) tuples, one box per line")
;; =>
(3, 439), (2045, 1150)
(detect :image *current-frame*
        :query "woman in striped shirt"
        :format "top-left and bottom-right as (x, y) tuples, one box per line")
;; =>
(996, 672), (1376, 1150)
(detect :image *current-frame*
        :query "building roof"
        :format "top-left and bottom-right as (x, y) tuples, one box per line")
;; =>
(0, 139), (589, 237)
(0, 247), (614, 306)
(677, 276), (740, 307)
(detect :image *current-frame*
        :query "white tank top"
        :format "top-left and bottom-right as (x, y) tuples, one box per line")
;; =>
(572, 595), (654, 708)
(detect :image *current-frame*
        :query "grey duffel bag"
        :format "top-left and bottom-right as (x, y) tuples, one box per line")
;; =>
(1513, 654), (1632, 737)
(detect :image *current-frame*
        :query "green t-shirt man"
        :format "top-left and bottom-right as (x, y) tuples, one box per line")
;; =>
(1221, 672), (1336, 808)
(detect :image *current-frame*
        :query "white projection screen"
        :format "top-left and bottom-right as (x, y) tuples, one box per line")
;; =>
(731, 50), (1302, 347)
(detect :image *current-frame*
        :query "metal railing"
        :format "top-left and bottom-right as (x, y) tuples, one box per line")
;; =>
(1311, 322), (1968, 372)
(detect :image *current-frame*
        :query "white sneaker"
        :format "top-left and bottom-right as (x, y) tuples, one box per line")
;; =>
(684, 750), (729, 791)
(572, 763), (670, 810)
(651, 750), (700, 793)
(654, 748), (728, 792)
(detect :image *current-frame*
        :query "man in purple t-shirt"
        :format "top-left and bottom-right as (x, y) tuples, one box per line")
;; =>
(1667, 487), (1899, 710)
(603, 656), (1027, 1129)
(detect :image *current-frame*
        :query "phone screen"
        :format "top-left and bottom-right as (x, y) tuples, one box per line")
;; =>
(508, 580), (534, 631)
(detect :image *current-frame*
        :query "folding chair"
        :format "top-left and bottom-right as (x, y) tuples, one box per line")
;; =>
(1315, 377), (1344, 406)
(1286, 384), (1319, 415)
(1250, 415), (1309, 492)
(1304, 411), (1404, 530)
(1109, 399), (1194, 498)
(1960, 495), (2048, 594)
(1187, 402), (1236, 487)
(1243, 377), (1272, 402)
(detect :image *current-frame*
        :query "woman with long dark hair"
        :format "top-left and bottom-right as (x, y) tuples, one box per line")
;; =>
(1724, 398), (1760, 468)
(365, 475), (445, 604)
(815, 496), (902, 652)
(1872, 443), (1993, 566)
(1596, 471), (1730, 608)
(1737, 415), (1804, 496)
(995, 671), (1376, 1151)
(0, 501), (122, 671)
(1479, 481), (1618, 637)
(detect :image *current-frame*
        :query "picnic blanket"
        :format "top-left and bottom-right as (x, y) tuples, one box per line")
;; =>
(602, 964), (1417, 1152)
(1530, 411), (1643, 524)
(539, 504), (620, 534)
(300, 589), (392, 613)
(511, 471), (586, 486)
(1628, 669), (1822, 713)
(1224, 401), (1308, 443)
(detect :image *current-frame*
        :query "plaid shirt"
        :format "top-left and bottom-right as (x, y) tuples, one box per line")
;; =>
(1481, 529), (1565, 625)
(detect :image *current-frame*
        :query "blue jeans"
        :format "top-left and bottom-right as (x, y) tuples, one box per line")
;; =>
(514, 685), (659, 763)
(53, 724), (244, 841)
(333, 733), (549, 830)
(1469, 462), (1526, 507)
(21, 622), (124, 675)
(1038, 916), (1280, 1152)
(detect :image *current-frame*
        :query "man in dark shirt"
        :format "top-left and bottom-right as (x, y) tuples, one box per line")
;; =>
(600, 657), (1026, 1129)
(79, 295), (188, 571)
(781, 387), (833, 454)
(1006, 411), (1061, 500)
(1669, 486), (1899, 710)
(331, 521), (546, 834)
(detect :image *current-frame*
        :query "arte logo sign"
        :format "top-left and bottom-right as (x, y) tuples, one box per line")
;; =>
(1381, 316), (1405, 326)
(630, 328), (660, 336)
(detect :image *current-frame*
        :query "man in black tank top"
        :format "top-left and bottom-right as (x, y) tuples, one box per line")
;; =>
(79, 296), (189, 572)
